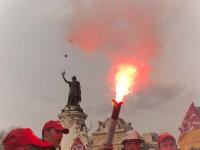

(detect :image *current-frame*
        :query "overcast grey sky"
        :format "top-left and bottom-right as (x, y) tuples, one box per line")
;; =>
(0, 0), (200, 139)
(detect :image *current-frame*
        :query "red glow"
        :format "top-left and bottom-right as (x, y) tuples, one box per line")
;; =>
(112, 99), (123, 107)
(109, 58), (149, 104)
(115, 64), (138, 103)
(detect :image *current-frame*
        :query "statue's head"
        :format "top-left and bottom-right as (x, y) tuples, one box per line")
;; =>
(72, 76), (76, 81)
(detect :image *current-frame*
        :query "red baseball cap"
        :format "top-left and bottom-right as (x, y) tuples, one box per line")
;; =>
(3, 128), (53, 150)
(157, 132), (176, 145)
(42, 120), (69, 135)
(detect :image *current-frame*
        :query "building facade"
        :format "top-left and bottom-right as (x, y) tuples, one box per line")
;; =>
(91, 118), (158, 150)
(178, 102), (200, 150)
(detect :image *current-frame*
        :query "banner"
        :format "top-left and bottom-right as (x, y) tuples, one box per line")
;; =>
(70, 138), (86, 150)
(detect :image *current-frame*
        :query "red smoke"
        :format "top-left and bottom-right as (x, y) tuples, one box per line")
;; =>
(65, 0), (159, 98)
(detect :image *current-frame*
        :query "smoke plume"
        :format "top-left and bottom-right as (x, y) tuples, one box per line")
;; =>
(64, 0), (193, 99)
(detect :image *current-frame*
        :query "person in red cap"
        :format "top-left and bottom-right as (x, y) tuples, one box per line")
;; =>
(3, 128), (53, 150)
(42, 120), (69, 150)
(157, 132), (177, 150)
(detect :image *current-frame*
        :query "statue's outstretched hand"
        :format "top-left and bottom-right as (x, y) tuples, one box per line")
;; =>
(62, 70), (65, 76)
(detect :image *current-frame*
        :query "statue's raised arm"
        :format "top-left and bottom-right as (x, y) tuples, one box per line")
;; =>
(62, 70), (70, 84)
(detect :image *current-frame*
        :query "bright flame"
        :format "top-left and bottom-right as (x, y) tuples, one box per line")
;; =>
(115, 64), (138, 103)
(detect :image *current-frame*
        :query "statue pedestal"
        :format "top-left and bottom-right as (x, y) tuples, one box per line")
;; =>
(58, 105), (91, 150)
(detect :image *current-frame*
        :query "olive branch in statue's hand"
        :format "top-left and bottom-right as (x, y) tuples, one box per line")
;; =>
(62, 70), (65, 76)
(62, 70), (70, 84)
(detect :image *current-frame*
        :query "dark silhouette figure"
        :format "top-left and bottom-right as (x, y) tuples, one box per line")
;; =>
(62, 71), (81, 106)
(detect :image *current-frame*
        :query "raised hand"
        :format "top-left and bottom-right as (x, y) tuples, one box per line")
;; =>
(62, 70), (65, 76)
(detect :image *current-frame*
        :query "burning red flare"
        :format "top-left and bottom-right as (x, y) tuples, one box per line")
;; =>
(115, 64), (138, 103)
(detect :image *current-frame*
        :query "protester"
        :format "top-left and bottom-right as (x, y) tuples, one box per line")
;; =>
(157, 133), (177, 150)
(3, 128), (52, 150)
(42, 120), (69, 150)
(121, 130), (144, 150)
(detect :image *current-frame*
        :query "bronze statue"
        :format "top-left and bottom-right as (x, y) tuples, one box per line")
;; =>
(62, 71), (81, 106)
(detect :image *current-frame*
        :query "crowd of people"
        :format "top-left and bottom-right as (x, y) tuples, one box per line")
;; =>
(99, 130), (177, 150)
(2, 120), (177, 150)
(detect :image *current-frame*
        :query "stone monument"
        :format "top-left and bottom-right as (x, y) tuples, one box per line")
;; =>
(58, 71), (91, 150)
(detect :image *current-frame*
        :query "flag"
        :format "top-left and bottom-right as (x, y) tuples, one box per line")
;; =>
(70, 138), (86, 150)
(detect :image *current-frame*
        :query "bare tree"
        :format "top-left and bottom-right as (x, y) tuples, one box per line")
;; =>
(0, 129), (6, 150)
